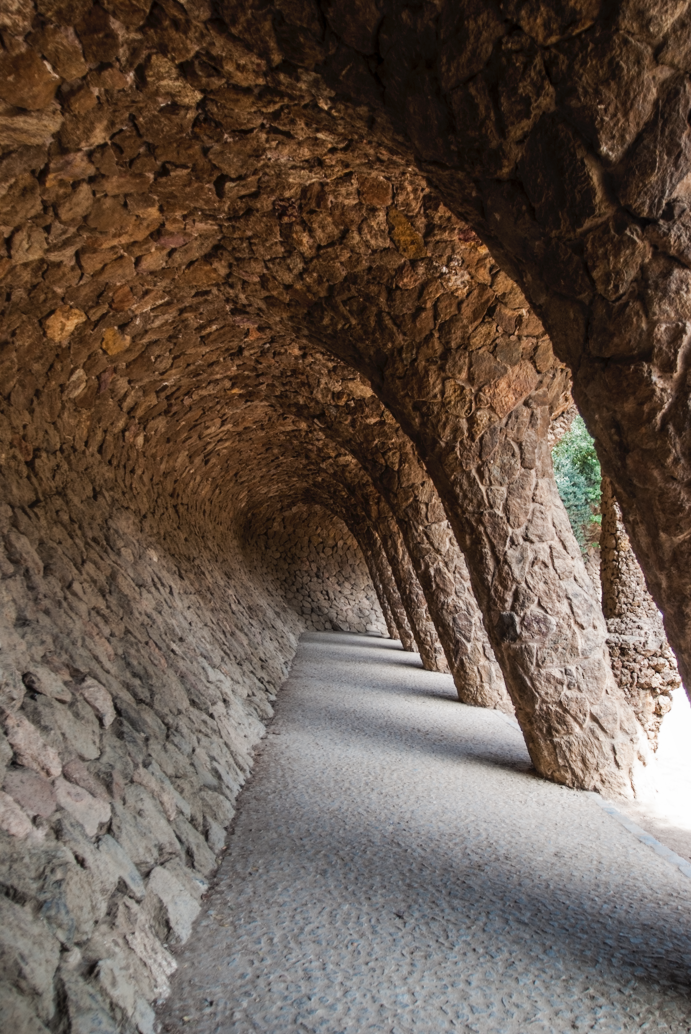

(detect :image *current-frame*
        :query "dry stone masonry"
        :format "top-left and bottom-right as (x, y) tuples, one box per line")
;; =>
(1, 1), (690, 1031)
(339, 510), (417, 651)
(601, 478), (682, 748)
(0, 456), (306, 1034)
(243, 503), (387, 636)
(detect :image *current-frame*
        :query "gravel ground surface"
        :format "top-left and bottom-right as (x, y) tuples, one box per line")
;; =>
(159, 632), (691, 1034)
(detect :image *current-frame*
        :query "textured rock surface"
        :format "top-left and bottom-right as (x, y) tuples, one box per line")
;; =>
(547, 414), (681, 738)
(601, 478), (682, 747)
(0, 0), (649, 799)
(0, 453), (384, 1034)
(343, 513), (416, 652)
(160, 632), (691, 1034)
(269, 375), (512, 710)
(243, 504), (386, 635)
(547, 401), (578, 450)
(2, 4), (689, 1029)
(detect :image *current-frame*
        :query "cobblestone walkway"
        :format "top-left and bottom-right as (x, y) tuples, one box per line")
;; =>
(160, 632), (691, 1034)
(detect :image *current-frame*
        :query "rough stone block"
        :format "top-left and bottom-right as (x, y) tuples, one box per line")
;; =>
(37, 850), (103, 948)
(94, 934), (153, 1022)
(0, 658), (26, 714)
(22, 694), (102, 763)
(0, 789), (33, 838)
(4, 530), (43, 577)
(54, 777), (111, 838)
(21, 666), (72, 703)
(0, 897), (60, 1023)
(63, 758), (110, 801)
(3, 713), (62, 779)
(0, 727), (14, 777)
(79, 678), (116, 728)
(133, 996), (156, 1034)
(132, 764), (177, 821)
(148, 864), (201, 943)
(3, 768), (57, 818)
(59, 696), (103, 761)
(164, 856), (209, 902)
(205, 815), (226, 853)
(111, 786), (181, 872)
(60, 968), (119, 1034)
(97, 834), (146, 900)
(173, 813), (217, 876)
(618, 74), (691, 219)
(117, 898), (177, 1000)
(0, 981), (51, 1034)
(149, 758), (192, 819)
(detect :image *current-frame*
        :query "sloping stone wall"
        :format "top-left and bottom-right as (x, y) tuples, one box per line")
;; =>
(243, 504), (387, 636)
(0, 453), (304, 1034)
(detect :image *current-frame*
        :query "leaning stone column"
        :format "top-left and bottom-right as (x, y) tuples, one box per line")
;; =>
(382, 579), (415, 649)
(387, 462), (513, 712)
(367, 554), (399, 641)
(407, 399), (648, 798)
(601, 478), (681, 748)
(349, 516), (414, 649)
(375, 510), (448, 673)
(401, 518), (512, 710)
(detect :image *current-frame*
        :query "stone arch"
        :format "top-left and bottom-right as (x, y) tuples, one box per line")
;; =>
(5, 7), (690, 1025)
(0, 58), (647, 794)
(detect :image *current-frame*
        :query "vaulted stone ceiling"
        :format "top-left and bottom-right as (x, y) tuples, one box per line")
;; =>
(4, 5), (691, 1029)
(2, 0), (690, 798)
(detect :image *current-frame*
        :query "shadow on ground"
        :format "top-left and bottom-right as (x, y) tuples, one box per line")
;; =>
(159, 631), (691, 1034)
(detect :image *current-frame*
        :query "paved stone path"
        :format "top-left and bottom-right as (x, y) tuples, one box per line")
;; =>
(159, 632), (691, 1034)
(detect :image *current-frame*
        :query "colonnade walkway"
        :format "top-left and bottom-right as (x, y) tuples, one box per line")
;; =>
(160, 632), (691, 1034)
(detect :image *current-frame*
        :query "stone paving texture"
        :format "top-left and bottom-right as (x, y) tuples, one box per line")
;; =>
(159, 632), (691, 1034)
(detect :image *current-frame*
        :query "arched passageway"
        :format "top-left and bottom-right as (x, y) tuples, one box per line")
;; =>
(1, 3), (691, 1031)
(160, 632), (691, 1034)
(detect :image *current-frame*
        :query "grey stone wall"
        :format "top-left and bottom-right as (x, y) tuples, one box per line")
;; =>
(244, 504), (387, 637)
(0, 455), (303, 1034)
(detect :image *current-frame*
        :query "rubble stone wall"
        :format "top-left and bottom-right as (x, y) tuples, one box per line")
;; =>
(2, 4), (688, 1028)
(0, 451), (305, 1034)
(0, 0), (648, 798)
(243, 504), (387, 636)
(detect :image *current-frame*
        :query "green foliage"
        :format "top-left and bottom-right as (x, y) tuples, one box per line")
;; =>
(552, 416), (601, 551)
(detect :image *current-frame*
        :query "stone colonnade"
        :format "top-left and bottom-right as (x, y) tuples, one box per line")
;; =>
(2, 4), (691, 1030)
(348, 515), (412, 646)
(290, 0), (691, 702)
(0, 0), (684, 794)
(267, 373), (513, 710)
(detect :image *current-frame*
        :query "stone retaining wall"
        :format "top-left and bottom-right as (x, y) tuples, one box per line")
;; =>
(0, 455), (304, 1034)
(244, 504), (387, 637)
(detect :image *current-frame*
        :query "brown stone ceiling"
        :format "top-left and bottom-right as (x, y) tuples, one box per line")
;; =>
(2, 0), (686, 804)
(0, 2), (572, 535)
(4, 0), (691, 699)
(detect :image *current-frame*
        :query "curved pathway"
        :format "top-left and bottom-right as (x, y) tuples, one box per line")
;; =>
(160, 632), (691, 1033)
